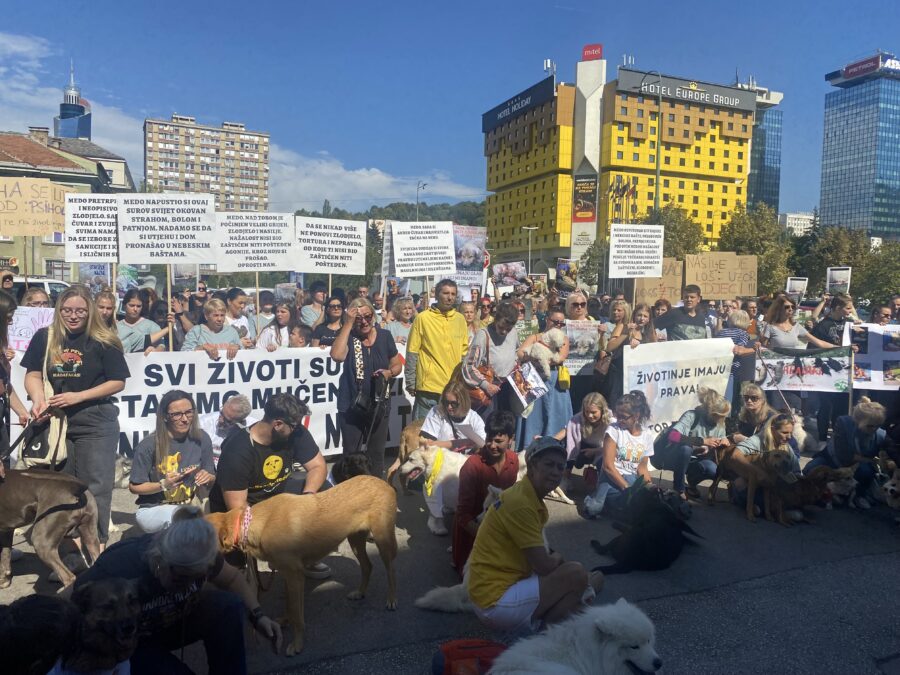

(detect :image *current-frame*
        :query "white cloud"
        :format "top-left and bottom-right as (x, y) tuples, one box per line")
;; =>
(0, 31), (484, 208)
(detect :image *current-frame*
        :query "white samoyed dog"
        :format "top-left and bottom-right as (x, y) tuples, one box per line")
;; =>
(488, 598), (662, 675)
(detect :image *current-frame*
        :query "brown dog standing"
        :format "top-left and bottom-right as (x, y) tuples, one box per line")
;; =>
(708, 446), (797, 522)
(0, 470), (101, 587)
(385, 417), (424, 493)
(205, 475), (398, 656)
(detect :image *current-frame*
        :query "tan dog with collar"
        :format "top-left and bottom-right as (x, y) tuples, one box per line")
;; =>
(205, 475), (398, 656)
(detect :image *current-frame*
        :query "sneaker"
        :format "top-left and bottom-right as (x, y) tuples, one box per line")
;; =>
(303, 562), (332, 579)
(855, 496), (871, 510)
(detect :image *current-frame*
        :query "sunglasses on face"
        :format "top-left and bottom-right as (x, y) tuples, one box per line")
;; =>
(743, 395), (761, 402)
(1, 277), (12, 283)
(571, 302), (587, 308)
(355, 314), (374, 324)
(328, 304), (343, 309)
(550, 319), (566, 326)
(442, 398), (460, 409)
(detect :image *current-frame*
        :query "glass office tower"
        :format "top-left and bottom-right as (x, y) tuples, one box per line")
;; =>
(820, 54), (900, 239)
(748, 107), (783, 211)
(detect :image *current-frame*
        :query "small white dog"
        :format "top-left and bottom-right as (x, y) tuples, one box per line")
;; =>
(525, 328), (567, 380)
(488, 598), (662, 675)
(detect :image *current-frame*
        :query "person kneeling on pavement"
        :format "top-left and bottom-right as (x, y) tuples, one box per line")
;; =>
(73, 506), (281, 675)
(467, 437), (603, 634)
(208, 392), (331, 579)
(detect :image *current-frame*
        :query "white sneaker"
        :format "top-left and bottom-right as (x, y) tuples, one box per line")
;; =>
(303, 562), (332, 579)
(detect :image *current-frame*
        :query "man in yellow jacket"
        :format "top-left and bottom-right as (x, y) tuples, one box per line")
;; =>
(405, 279), (469, 420)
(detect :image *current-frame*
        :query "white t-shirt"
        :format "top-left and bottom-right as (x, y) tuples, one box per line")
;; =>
(256, 324), (290, 351)
(420, 407), (486, 446)
(604, 423), (655, 477)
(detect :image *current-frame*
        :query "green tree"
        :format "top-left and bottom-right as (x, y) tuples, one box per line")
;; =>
(577, 238), (609, 288)
(800, 226), (871, 295)
(640, 205), (703, 259)
(718, 203), (791, 294)
(855, 241), (900, 303)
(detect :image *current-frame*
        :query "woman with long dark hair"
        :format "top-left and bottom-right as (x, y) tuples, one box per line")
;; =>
(22, 285), (130, 547)
(311, 296), (344, 348)
(256, 302), (296, 351)
(129, 390), (215, 532)
(117, 288), (171, 353)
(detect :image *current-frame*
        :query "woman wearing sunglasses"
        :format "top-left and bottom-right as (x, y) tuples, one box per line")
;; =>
(731, 383), (777, 444)
(565, 290), (606, 411)
(331, 297), (402, 479)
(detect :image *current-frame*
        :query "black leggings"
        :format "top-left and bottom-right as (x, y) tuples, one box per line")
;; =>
(338, 409), (390, 479)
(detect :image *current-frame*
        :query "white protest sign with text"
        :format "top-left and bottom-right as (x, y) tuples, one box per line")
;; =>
(623, 338), (733, 433)
(118, 194), (216, 264)
(391, 221), (457, 278)
(64, 194), (118, 262)
(294, 217), (367, 275)
(215, 212), (295, 272)
(608, 223), (664, 278)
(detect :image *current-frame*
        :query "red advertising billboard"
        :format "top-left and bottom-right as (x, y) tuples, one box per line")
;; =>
(843, 54), (881, 80)
(581, 44), (603, 62)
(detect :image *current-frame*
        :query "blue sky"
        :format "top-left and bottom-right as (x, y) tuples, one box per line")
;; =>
(1, 0), (897, 214)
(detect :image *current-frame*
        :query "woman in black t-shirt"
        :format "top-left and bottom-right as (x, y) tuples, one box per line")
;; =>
(330, 297), (401, 478)
(22, 285), (130, 546)
(311, 295), (344, 348)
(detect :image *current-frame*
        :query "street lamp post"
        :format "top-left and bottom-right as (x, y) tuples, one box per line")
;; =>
(415, 180), (427, 221)
(521, 226), (538, 275)
(638, 71), (663, 215)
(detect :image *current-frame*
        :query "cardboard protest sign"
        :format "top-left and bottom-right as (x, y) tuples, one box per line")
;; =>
(826, 267), (851, 295)
(634, 258), (683, 305)
(8, 307), (54, 353)
(843, 323), (900, 390)
(623, 338), (733, 432)
(64, 194), (118, 262)
(757, 345), (852, 393)
(295, 216), (367, 275)
(391, 221), (456, 278)
(608, 223), (664, 278)
(0, 177), (68, 236)
(215, 212), (295, 272)
(11, 347), (416, 458)
(118, 194), (216, 264)
(684, 253), (757, 300)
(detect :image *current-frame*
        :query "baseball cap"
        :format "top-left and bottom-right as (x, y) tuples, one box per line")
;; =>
(525, 436), (567, 463)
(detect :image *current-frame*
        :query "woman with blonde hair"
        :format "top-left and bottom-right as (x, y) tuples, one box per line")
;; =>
(419, 378), (486, 451)
(181, 298), (241, 360)
(655, 386), (731, 499)
(732, 382), (777, 443)
(22, 285), (130, 546)
(556, 391), (612, 492)
(565, 289), (606, 411)
(384, 296), (415, 344)
(460, 300), (481, 346)
(600, 301), (652, 405)
(95, 290), (117, 329)
(129, 390), (215, 532)
(804, 397), (888, 508)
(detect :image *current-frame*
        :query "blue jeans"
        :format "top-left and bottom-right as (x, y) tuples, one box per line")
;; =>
(592, 470), (639, 512)
(686, 457), (718, 487)
(653, 444), (693, 493)
(805, 451), (876, 492)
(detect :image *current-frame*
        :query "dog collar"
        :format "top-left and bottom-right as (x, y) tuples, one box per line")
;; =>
(424, 449), (444, 497)
(233, 507), (252, 550)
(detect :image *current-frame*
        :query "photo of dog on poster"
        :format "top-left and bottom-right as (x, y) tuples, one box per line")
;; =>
(454, 231), (486, 272)
(492, 261), (527, 286)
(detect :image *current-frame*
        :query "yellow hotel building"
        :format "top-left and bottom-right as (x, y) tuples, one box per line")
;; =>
(600, 69), (758, 245)
(483, 77), (575, 263)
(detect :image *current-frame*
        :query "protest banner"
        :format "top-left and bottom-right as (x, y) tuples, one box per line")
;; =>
(684, 252), (757, 299)
(634, 258), (683, 305)
(623, 338), (734, 432)
(556, 258), (579, 295)
(118, 194), (216, 264)
(391, 221), (456, 278)
(452, 224), (487, 289)
(826, 266), (851, 295)
(215, 212), (295, 272)
(64, 194), (118, 262)
(295, 216), (367, 275)
(565, 319), (600, 375)
(0, 177), (67, 236)
(10, 347), (415, 458)
(757, 345), (852, 393)
(79, 263), (112, 296)
(608, 223), (664, 278)
(843, 323), (900, 390)
(8, 307), (54, 352)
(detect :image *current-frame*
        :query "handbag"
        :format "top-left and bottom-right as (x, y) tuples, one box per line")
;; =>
(20, 327), (67, 469)
(350, 336), (374, 417)
(467, 331), (496, 408)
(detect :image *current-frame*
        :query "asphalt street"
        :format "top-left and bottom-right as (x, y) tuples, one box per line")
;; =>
(2, 458), (899, 675)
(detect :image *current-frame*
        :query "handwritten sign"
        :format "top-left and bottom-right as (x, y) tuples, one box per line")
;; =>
(294, 217), (367, 275)
(634, 258), (683, 304)
(608, 223), (664, 278)
(216, 212), (295, 272)
(0, 177), (67, 236)
(118, 194), (216, 264)
(8, 307), (54, 353)
(65, 194), (118, 262)
(391, 221), (456, 278)
(684, 253), (757, 300)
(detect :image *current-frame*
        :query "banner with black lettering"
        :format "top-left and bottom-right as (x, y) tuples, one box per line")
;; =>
(623, 338), (734, 433)
(11, 348), (415, 458)
(756, 345), (852, 393)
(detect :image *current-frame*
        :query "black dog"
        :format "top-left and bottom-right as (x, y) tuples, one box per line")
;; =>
(331, 453), (372, 484)
(591, 483), (701, 574)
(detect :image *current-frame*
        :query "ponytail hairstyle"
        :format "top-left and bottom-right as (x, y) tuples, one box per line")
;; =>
(615, 390), (652, 426)
(697, 386), (731, 426)
(761, 413), (795, 453)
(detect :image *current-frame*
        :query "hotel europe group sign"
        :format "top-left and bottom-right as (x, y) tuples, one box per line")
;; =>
(617, 69), (757, 113)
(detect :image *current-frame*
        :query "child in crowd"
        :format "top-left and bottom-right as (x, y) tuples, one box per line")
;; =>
(556, 392), (613, 493)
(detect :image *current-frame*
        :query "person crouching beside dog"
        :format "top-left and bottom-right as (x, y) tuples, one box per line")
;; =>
(129, 390), (216, 533)
(452, 411), (520, 574)
(208, 392), (331, 579)
(467, 437), (603, 634)
(585, 391), (656, 517)
(730, 413), (801, 515)
(74, 506), (281, 675)
(556, 392), (613, 493)
(804, 398), (888, 509)
(653, 387), (730, 501)
(22, 285), (130, 549)
(330, 297), (402, 480)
